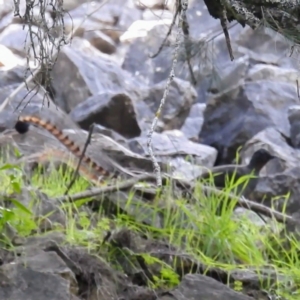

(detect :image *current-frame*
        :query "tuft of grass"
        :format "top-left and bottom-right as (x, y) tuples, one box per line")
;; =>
(31, 163), (91, 197)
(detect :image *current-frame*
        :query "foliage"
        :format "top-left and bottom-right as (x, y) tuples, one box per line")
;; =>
(0, 154), (299, 299)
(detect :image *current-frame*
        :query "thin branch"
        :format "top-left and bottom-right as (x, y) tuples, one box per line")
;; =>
(54, 173), (155, 202)
(220, 2), (234, 61)
(52, 172), (299, 228)
(180, 0), (197, 85)
(64, 123), (95, 195)
(149, 4), (180, 59)
(195, 184), (298, 226)
(147, 0), (188, 187)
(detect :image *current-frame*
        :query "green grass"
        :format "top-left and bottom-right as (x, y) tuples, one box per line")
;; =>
(0, 153), (299, 299)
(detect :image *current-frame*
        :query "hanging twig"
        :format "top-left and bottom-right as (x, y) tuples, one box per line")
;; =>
(220, 2), (234, 61)
(181, 4), (196, 85)
(149, 4), (180, 59)
(147, 0), (188, 187)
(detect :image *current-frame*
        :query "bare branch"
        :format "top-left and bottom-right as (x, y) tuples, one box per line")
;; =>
(147, 0), (188, 187)
(52, 172), (300, 229)
(220, 2), (234, 61)
(149, 4), (180, 59)
(64, 123), (95, 195)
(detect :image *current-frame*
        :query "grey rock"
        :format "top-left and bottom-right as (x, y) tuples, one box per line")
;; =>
(0, 65), (80, 132)
(230, 267), (292, 290)
(0, 65), (26, 88)
(241, 127), (300, 214)
(0, 23), (41, 58)
(20, 232), (67, 259)
(6, 187), (66, 230)
(92, 123), (129, 145)
(288, 105), (300, 148)
(161, 274), (253, 300)
(117, 0), (143, 31)
(137, 77), (197, 131)
(53, 244), (129, 299)
(68, 0), (131, 27)
(142, 9), (174, 21)
(61, 0), (84, 11)
(69, 91), (141, 139)
(134, 0), (166, 9)
(207, 55), (250, 96)
(182, 0), (220, 40)
(17, 250), (77, 285)
(199, 80), (298, 163)
(122, 23), (174, 86)
(82, 30), (116, 54)
(235, 26), (299, 69)
(0, 45), (24, 68)
(233, 207), (267, 227)
(65, 0), (141, 41)
(64, 129), (168, 173)
(122, 0), (245, 102)
(0, 0), (14, 19)
(129, 131), (217, 180)
(247, 64), (299, 83)
(50, 37), (145, 113)
(251, 167), (300, 215)
(241, 127), (299, 173)
(181, 103), (206, 139)
(198, 148), (276, 198)
(0, 263), (72, 300)
(0, 14), (12, 35)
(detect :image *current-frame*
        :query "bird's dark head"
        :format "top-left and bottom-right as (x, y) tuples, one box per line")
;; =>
(248, 148), (276, 172)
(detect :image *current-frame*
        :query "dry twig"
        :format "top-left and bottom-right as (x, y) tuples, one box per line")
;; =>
(149, 4), (180, 59)
(64, 123), (95, 195)
(147, 0), (188, 187)
(220, 2), (234, 61)
(53, 173), (299, 228)
(54, 174), (155, 203)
